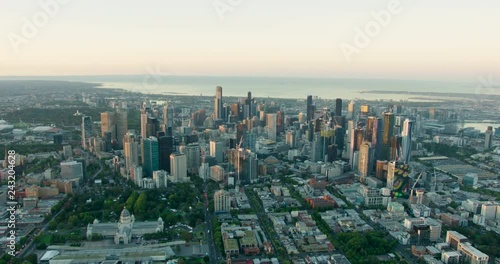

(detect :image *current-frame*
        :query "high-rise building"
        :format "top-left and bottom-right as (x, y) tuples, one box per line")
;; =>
(286, 131), (296, 148)
(199, 162), (210, 181)
(162, 103), (174, 136)
(170, 153), (188, 182)
(349, 128), (364, 168)
(382, 112), (395, 160)
(158, 135), (174, 173)
(100, 110), (127, 149)
(141, 137), (159, 177)
(214, 86), (223, 120)
(335, 98), (342, 117)
(115, 109), (128, 148)
(214, 189), (231, 213)
(358, 141), (373, 177)
(140, 112), (148, 139)
(180, 143), (201, 175)
(485, 126), (493, 149)
(348, 101), (355, 120)
(81, 116), (92, 149)
(123, 132), (139, 173)
(210, 141), (224, 163)
(306, 95), (314, 122)
(266, 113), (277, 141)
(152, 170), (168, 188)
(401, 119), (413, 164)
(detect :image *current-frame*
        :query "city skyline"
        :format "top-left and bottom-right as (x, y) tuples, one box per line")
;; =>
(1, 1), (500, 81)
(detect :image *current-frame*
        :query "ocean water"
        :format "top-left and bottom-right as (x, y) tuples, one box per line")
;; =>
(0, 75), (482, 101)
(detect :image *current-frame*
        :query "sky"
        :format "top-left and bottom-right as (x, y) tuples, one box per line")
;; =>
(1, 0), (499, 82)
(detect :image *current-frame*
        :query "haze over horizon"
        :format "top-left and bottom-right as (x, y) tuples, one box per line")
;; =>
(2, 0), (500, 82)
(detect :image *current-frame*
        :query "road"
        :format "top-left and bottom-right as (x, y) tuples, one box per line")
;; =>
(17, 153), (103, 259)
(203, 180), (219, 264)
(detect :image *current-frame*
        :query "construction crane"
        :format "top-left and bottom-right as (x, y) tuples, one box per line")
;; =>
(409, 172), (423, 203)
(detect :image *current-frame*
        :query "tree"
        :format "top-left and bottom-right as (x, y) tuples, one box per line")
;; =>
(133, 192), (147, 219)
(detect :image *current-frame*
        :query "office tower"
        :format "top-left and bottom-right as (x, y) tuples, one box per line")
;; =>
(101, 111), (114, 138)
(214, 86), (223, 120)
(349, 128), (363, 168)
(358, 141), (374, 177)
(140, 112), (148, 139)
(214, 190), (231, 213)
(152, 170), (168, 188)
(326, 144), (338, 162)
(266, 113), (277, 141)
(244, 91), (253, 119)
(158, 135), (174, 173)
(382, 112), (395, 160)
(183, 143), (201, 175)
(306, 95), (314, 122)
(141, 137), (159, 177)
(170, 153), (188, 182)
(348, 101), (355, 120)
(115, 109), (127, 148)
(229, 148), (258, 184)
(286, 131), (296, 148)
(485, 126), (493, 149)
(335, 98), (342, 116)
(236, 123), (245, 145)
(390, 136), (402, 161)
(123, 133), (139, 172)
(133, 165), (143, 187)
(162, 103), (174, 136)
(334, 125), (345, 159)
(401, 119), (413, 164)
(366, 116), (383, 162)
(81, 116), (92, 149)
(311, 132), (322, 162)
(210, 141), (224, 163)
(276, 111), (285, 135)
(63, 145), (73, 159)
(321, 129), (334, 161)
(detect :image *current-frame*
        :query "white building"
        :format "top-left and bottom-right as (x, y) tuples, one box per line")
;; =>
(169, 153), (188, 183)
(152, 170), (168, 188)
(214, 190), (231, 213)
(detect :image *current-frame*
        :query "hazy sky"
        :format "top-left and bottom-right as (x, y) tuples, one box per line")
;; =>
(1, 0), (499, 81)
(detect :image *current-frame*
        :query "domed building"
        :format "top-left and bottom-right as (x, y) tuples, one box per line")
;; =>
(86, 207), (164, 244)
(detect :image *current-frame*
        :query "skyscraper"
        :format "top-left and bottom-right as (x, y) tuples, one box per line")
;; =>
(401, 119), (413, 164)
(348, 101), (355, 120)
(115, 109), (128, 148)
(335, 98), (342, 117)
(382, 112), (395, 160)
(358, 141), (373, 177)
(210, 141), (224, 163)
(158, 135), (174, 173)
(214, 86), (223, 120)
(141, 137), (159, 177)
(266, 113), (277, 141)
(485, 126), (493, 149)
(123, 132), (139, 173)
(162, 103), (174, 136)
(306, 95), (314, 122)
(101, 111), (115, 139)
(181, 143), (201, 175)
(81, 116), (92, 149)
(170, 153), (188, 182)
